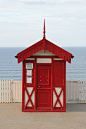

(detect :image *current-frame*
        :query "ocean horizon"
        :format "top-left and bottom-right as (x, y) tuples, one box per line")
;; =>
(0, 47), (86, 81)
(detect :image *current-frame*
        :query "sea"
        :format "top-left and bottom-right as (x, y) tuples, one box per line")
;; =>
(0, 47), (86, 81)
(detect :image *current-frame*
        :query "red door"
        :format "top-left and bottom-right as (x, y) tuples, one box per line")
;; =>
(37, 65), (51, 109)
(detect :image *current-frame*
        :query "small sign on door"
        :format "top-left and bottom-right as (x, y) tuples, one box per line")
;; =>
(26, 63), (33, 69)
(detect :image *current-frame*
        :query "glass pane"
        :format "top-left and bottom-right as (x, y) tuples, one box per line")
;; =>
(27, 77), (32, 84)
(27, 70), (32, 76)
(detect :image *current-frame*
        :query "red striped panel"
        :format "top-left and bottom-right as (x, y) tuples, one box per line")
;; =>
(52, 47), (55, 54)
(40, 44), (42, 50)
(46, 44), (49, 50)
(34, 48), (36, 54)
(37, 46), (39, 52)
(56, 50), (58, 56)
(31, 50), (33, 56)
(27, 52), (30, 58)
(49, 46), (52, 52)
(17, 39), (72, 63)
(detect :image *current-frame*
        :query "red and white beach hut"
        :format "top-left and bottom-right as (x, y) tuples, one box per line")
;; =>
(15, 20), (74, 112)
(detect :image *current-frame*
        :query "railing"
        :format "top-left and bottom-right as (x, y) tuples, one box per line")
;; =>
(12, 81), (22, 102)
(0, 80), (12, 103)
(0, 80), (22, 103)
(0, 80), (86, 103)
(66, 80), (86, 103)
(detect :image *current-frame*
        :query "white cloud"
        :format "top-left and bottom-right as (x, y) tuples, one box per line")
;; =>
(0, 0), (86, 47)
(0, 0), (86, 5)
(68, 17), (75, 21)
(0, 12), (13, 14)
(58, 0), (85, 3)
(0, 0), (5, 5)
(20, 0), (46, 2)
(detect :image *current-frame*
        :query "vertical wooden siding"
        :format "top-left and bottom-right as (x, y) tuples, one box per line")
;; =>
(0, 80), (12, 103)
(12, 81), (22, 102)
(66, 80), (86, 103)
(0, 80), (86, 103)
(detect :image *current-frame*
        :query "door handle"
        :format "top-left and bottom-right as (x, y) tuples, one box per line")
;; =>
(38, 86), (40, 88)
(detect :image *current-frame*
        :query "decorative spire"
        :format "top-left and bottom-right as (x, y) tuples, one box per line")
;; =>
(43, 19), (45, 38)
(43, 19), (46, 52)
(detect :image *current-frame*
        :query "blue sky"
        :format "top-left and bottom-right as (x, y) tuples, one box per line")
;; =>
(0, 0), (86, 47)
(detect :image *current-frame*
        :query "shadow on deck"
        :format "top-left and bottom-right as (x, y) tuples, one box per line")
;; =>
(66, 103), (86, 112)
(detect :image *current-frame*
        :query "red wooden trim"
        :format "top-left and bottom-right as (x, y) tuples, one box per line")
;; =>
(51, 58), (53, 110)
(64, 61), (66, 111)
(58, 99), (62, 108)
(36, 63), (52, 66)
(35, 57), (38, 109)
(17, 38), (72, 63)
(24, 87), (34, 109)
(59, 88), (63, 97)
(22, 109), (66, 112)
(29, 88), (34, 108)
(46, 39), (71, 63)
(37, 107), (51, 110)
(53, 85), (64, 87)
(22, 61), (24, 111)
(46, 39), (71, 55)
(37, 46), (39, 52)
(34, 58), (36, 110)
(43, 37), (46, 52)
(24, 84), (35, 87)
(37, 88), (51, 90)
(24, 60), (35, 86)
(58, 88), (63, 108)
(22, 56), (66, 112)
(17, 39), (43, 57)
(53, 87), (63, 109)
(53, 88), (58, 108)
(18, 40), (43, 63)
(31, 56), (56, 58)
(24, 87), (30, 109)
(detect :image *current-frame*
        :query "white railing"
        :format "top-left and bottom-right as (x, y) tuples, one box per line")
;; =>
(0, 80), (22, 103)
(66, 80), (86, 103)
(0, 80), (12, 103)
(0, 80), (86, 103)
(12, 81), (22, 102)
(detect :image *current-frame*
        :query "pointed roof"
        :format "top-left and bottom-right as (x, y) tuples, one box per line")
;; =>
(15, 20), (74, 63)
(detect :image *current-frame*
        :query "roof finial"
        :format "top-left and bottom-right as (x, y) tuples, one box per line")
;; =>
(43, 19), (45, 38)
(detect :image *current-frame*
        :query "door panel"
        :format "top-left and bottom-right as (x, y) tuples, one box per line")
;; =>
(37, 65), (51, 109)
(37, 66), (51, 87)
(37, 90), (51, 108)
(38, 69), (49, 85)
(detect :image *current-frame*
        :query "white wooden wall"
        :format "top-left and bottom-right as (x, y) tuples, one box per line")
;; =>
(0, 80), (86, 103)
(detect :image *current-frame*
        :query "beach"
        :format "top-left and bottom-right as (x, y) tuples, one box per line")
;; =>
(0, 103), (86, 129)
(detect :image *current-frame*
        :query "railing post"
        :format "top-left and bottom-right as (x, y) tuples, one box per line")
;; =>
(85, 82), (86, 103)
(66, 81), (68, 102)
(11, 80), (13, 103)
(77, 80), (80, 103)
(4, 80), (5, 103)
(83, 81), (85, 103)
(2, 80), (3, 103)
(0, 80), (1, 103)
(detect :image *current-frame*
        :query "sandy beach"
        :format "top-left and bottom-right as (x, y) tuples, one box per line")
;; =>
(0, 103), (86, 129)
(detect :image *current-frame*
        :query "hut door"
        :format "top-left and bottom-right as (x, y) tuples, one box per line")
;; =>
(37, 65), (51, 109)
